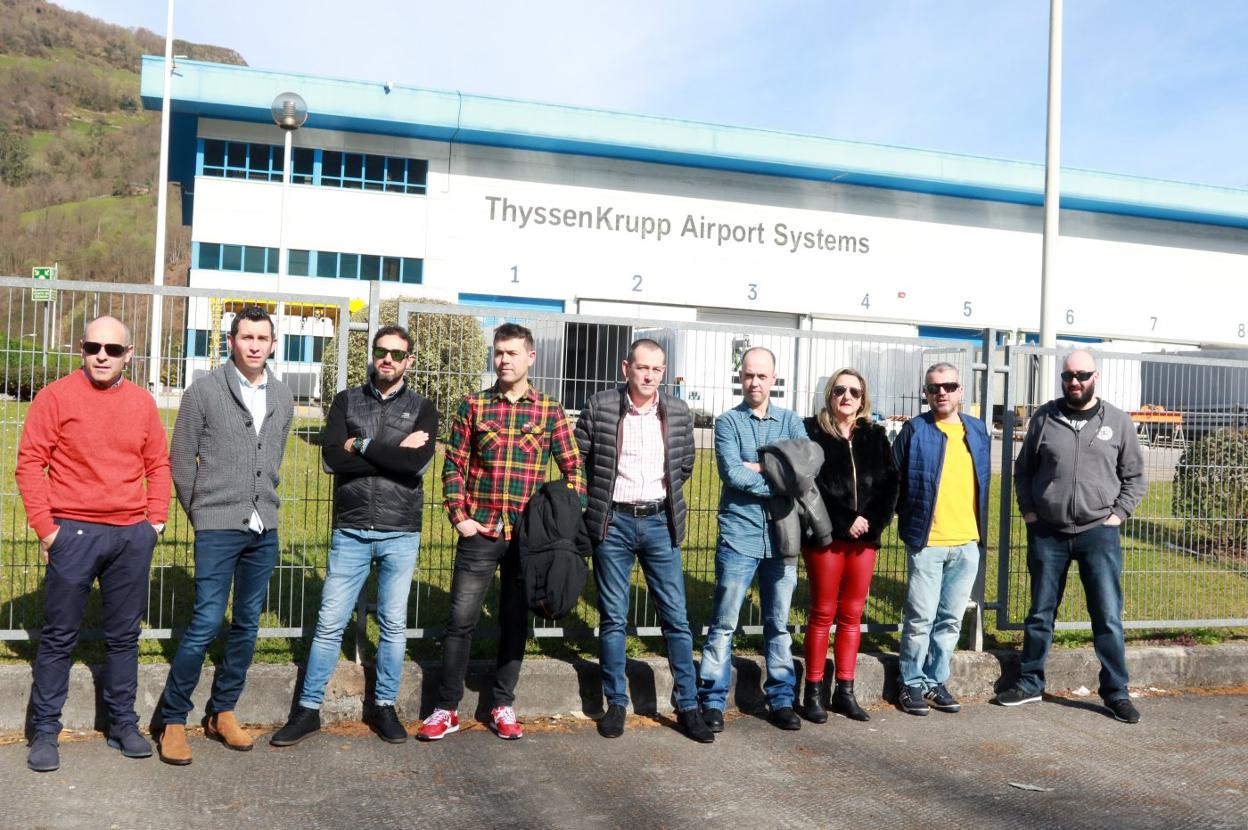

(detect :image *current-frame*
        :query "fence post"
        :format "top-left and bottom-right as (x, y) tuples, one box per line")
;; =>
(352, 282), (385, 665)
(996, 344), (1017, 632)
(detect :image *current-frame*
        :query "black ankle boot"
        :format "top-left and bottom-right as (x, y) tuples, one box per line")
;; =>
(831, 680), (870, 721)
(801, 681), (827, 724)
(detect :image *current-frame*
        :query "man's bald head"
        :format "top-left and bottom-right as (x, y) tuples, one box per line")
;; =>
(80, 315), (134, 388)
(1063, 349), (1096, 374)
(84, 316), (131, 346)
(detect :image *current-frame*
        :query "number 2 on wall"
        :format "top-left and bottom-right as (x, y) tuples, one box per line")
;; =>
(632, 274), (643, 292)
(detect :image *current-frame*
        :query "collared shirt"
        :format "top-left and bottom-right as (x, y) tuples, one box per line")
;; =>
(442, 383), (585, 540)
(234, 365), (267, 533)
(715, 400), (808, 558)
(612, 396), (667, 503)
(81, 367), (125, 389)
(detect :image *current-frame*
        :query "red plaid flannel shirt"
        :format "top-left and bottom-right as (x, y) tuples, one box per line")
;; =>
(442, 384), (585, 539)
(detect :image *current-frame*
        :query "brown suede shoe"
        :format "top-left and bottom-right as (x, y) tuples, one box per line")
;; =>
(204, 711), (253, 751)
(158, 724), (192, 766)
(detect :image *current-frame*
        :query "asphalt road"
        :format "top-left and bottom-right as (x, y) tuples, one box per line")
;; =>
(1, 691), (1245, 830)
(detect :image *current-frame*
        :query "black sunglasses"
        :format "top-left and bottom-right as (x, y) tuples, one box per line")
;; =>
(1061, 370), (1095, 382)
(831, 384), (863, 400)
(82, 341), (128, 358)
(925, 382), (961, 394)
(372, 346), (409, 361)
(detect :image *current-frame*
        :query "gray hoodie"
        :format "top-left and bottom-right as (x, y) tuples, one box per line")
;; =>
(1014, 398), (1146, 534)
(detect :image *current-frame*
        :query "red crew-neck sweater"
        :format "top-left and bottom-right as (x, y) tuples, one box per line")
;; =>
(15, 370), (172, 539)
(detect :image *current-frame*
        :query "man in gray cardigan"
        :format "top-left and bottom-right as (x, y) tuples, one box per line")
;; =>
(157, 306), (294, 765)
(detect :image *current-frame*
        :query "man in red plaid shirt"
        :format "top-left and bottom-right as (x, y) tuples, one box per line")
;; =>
(419, 322), (584, 742)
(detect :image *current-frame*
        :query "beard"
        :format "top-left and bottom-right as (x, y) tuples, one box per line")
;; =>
(1063, 379), (1096, 408)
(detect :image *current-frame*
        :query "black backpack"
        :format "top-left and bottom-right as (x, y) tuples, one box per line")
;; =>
(515, 479), (592, 620)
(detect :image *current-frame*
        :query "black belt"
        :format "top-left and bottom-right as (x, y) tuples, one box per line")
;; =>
(612, 500), (664, 518)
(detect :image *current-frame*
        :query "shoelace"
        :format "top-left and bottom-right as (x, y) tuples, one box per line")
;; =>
(493, 706), (517, 725)
(426, 709), (453, 726)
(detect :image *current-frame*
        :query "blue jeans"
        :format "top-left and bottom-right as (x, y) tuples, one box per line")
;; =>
(1018, 522), (1129, 703)
(698, 544), (797, 711)
(897, 541), (980, 690)
(594, 509), (698, 712)
(299, 529), (419, 709)
(159, 529), (278, 723)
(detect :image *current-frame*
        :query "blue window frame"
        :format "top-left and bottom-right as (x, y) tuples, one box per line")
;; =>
(200, 139), (282, 182)
(198, 140), (427, 194)
(288, 249), (422, 282)
(283, 334), (329, 363)
(193, 241), (278, 275)
(186, 329), (228, 358)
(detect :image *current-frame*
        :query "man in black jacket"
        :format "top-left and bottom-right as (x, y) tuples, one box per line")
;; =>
(574, 338), (712, 743)
(271, 325), (438, 747)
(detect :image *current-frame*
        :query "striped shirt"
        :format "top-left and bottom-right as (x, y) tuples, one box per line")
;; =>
(612, 397), (667, 503)
(442, 384), (585, 540)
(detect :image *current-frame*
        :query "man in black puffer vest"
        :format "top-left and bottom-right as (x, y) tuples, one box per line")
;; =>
(574, 338), (711, 743)
(271, 325), (438, 748)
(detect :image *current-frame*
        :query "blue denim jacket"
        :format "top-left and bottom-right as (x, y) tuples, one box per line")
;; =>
(715, 401), (808, 558)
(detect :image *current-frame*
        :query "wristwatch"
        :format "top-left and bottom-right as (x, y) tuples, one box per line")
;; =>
(351, 437), (367, 455)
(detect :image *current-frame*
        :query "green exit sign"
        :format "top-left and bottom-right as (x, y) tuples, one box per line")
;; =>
(32, 266), (56, 302)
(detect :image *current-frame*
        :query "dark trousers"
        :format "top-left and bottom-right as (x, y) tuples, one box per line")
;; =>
(436, 532), (526, 711)
(1019, 522), (1129, 703)
(159, 529), (278, 723)
(30, 519), (157, 736)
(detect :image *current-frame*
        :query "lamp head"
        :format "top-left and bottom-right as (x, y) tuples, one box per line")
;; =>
(271, 92), (308, 131)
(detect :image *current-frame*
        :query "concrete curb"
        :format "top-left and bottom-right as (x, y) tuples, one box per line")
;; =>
(2, 643), (1245, 732)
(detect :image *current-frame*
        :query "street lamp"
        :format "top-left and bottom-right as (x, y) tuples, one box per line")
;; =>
(271, 91), (308, 353)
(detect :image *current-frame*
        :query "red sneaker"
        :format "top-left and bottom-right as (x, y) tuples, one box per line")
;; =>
(416, 709), (459, 741)
(489, 706), (523, 740)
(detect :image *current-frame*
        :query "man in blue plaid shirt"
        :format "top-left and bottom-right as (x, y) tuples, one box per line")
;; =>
(697, 346), (809, 733)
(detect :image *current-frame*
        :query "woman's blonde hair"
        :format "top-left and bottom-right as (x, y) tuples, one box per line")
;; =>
(816, 368), (871, 435)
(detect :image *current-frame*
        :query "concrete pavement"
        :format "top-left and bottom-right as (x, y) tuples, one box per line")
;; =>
(1, 691), (1245, 829)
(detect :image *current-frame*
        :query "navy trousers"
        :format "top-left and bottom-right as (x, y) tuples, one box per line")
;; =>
(30, 519), (157, 736)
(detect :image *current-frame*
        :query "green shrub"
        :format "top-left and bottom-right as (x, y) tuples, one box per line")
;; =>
(320, 298), (486, 438)
(1172, 427), (1248, 557)
(0, 349), (78, 400)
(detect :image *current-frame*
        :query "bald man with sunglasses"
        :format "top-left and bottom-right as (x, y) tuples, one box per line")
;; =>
(16, 316), (171, 772)
(1000, 350), (1146, 723)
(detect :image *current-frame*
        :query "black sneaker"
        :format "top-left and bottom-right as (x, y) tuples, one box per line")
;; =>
(598, 704), (626, 738)
(923, 683), (961, 713)
(769, 706), (802, 731)
(106, 726), (153, 758)
(371, 704), (409, 744)
(1107, 698), (1140, 724)
(677, 708), (715, 743)
(996, 686), (1042, 707)
(270, 706), (321, 747)
(701, 707), (725, 733)
(27, 733), (59, 772)
(897, 684), (929, 716)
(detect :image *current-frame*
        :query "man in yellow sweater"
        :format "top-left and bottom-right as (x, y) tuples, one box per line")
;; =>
(891, 363), (991, 716)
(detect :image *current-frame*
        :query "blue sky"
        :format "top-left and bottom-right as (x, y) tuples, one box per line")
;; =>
(55, 0), (1248, 188)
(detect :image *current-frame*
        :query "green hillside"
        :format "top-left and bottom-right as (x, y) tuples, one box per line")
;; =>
(0, 0), (246, 285)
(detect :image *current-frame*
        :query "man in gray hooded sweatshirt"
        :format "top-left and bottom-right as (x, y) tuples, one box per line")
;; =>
(999, 350), (1146, 723)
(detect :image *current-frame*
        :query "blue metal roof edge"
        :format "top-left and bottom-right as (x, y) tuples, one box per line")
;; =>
(140, 57), (1248, 230)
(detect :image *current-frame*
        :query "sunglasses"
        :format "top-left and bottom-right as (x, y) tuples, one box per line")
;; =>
(1061, 370), (1094, 382)
(832, 385), (863, 400)
(924, 382), (961, 394)
(82, 341), (128, 358)
(372, 346), (409, 362)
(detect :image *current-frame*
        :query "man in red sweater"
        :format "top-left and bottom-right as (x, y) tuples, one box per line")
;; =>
(15, 315), (171, 773)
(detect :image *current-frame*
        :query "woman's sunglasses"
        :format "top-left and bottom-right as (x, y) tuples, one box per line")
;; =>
(82, 341), (128, 358)
(832, 385), (863, 400)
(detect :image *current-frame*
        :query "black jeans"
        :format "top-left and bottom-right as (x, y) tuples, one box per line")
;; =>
(31, 519), (157, 736)
(436, 532), (527, 711)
